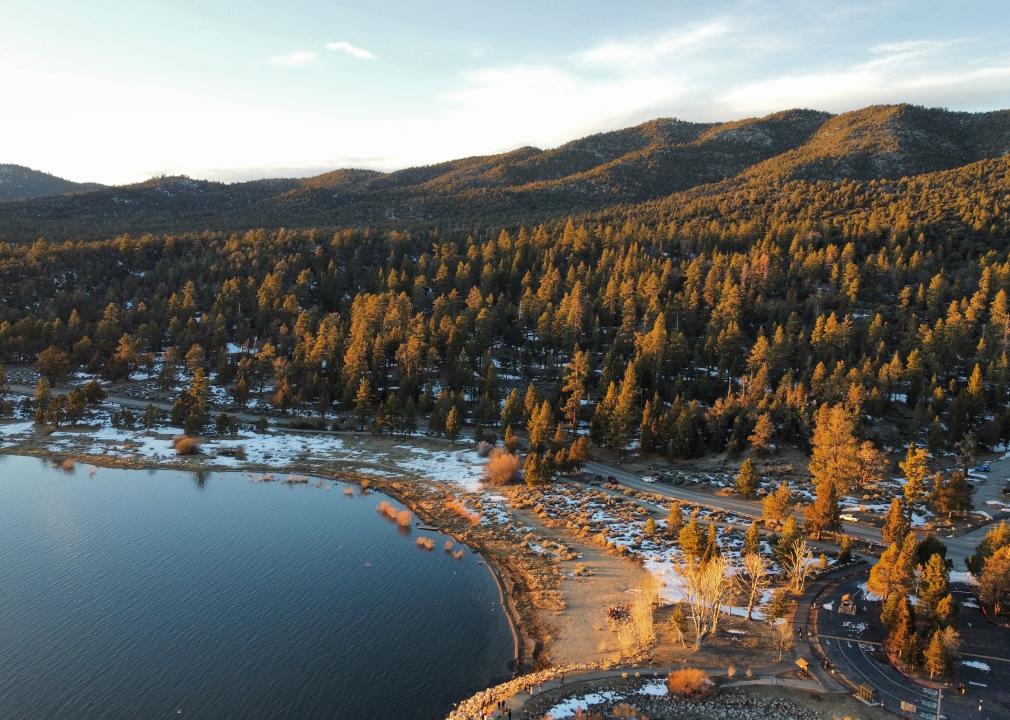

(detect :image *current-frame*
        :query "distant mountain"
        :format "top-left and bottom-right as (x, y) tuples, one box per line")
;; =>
(2, 103), (1010, 240)
(0, 164), (104, 203)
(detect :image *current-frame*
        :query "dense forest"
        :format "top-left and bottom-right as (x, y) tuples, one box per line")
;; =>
(3, 129), (1010, 471)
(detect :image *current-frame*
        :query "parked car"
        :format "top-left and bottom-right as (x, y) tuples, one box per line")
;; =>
(642, 475), (657, 483)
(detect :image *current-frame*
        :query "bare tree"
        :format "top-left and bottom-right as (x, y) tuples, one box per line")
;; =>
(785, 540), (815, 594)
(680, 556), (733, 649)
(737, 552), (771, 620)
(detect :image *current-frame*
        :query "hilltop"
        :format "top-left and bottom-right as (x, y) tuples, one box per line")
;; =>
(1, 103), (1009, 240)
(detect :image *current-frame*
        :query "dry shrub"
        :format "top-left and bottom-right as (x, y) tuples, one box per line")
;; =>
(377, 502), (399, 521)
(476, 440), (494, 457)
(665, 668), (712, 697)
(444, 540), (455, 552)
(483, 448), (521, 486)
(173, 435), (201, 455)
(342, 487), (354, 496)
(452, 549), (464, 560)
(446, 498), (480, 525)
(416, 536), (435, 550)
(395, 509), (412, 528)
(60, 458), (76, 472)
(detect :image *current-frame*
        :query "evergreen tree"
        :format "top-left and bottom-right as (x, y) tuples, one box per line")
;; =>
(918, 552), (950, 618)
(735, 458), (759, 498)
(804, 479), (840, 540)
(445, 406), (461, 444)
(900, 444), (929, 506)
(666, 502), (684, 536)
(924, 629), (950, 679)
(354, 377), (372, 431)
(762, 480), (793, 529)
(748, 412), (775, 455)
(808, 403), (860, 494)
(678, 511), (704, 563)
(743, 521), (761, 556)
(882, 497), (910, 546)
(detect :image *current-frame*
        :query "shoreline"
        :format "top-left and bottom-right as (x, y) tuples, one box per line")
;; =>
(0, 446), (538, 673)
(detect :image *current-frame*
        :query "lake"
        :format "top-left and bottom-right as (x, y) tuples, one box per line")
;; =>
(0, 455), (513, 719)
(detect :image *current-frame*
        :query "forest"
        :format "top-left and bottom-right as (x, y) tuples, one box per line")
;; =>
(2, 147), (1010, 469)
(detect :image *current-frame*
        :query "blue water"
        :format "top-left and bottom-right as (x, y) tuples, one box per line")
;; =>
(0, 455), (513, 719)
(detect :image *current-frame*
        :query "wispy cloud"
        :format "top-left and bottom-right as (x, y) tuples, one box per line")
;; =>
(326, 41), (376, 60)
(719, 37), (1007, 115)
(574, 20), (731, 69)
(267, 50), (318, 67)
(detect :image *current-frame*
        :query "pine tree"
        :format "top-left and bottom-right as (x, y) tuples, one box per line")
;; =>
(886, 598), (918, 665)
(354, 377), (372, 431)
(924, 629), (949, 679)
(500, 388), (522, 434)
(744, 521), (761, 556)
(932, 469), (972, 518)
(763, 480), (793, 529)
(611, 362), (639, 455)
(934, 593), (958, 627)
(804, 479), (840, 540)
(808, 403), (860, 494)
(900, 444), (929, 506)
(678, 511), (704, 563)
(774, 515), (801, 561)
(735, 458), (759, 498)
(445, 406), (461, 444)
(645, 517), (657, 536)
(918, 552), (950, 617)
(560, 348), (589, 434)
(967, 520), (1010, 574)
(528, 400), (554, 450)
(666, 502), (683, 536)
(882, 497), (910, 546)
(748, 412), (775, 455)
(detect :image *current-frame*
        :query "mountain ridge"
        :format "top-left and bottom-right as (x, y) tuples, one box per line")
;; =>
(0, 164), (104, 203)
(3, 103), (1010, 240)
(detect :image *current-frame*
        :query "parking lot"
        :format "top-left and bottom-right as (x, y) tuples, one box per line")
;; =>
(815, 575), (1010, 719)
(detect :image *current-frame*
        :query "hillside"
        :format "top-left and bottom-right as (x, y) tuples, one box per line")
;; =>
(2, 103), (1010, 240)
(0, 164), (104, 203)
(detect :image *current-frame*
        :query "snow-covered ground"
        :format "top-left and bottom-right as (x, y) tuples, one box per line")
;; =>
(0, 417), (489, 493)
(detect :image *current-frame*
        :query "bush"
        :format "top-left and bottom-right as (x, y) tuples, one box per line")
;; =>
(172, 435), (201, 455)
(416, 536), (435, 550)
(665, 668), (712, 697)
(483, 448), (521, 485)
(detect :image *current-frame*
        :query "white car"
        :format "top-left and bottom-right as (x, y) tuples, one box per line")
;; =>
(642, 475), (657, 483)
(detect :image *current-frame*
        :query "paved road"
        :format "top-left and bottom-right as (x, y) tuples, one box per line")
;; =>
(817, 575), (1010, 719)
(584, 460), (885, 547)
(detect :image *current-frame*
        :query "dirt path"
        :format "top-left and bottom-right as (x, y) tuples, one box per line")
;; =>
(511, 506), (651, 666)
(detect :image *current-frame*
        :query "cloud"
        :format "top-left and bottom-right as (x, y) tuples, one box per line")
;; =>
(267, 50), (318, 67)
(718, 38), (1010, 115)
(326, 41), (376, 60)
(574, 20), (731, 69)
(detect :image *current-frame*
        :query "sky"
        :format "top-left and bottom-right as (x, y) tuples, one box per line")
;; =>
(2, 0), (1009, 185)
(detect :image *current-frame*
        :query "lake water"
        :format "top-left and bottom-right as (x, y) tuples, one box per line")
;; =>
(0, 455), (513, 719)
